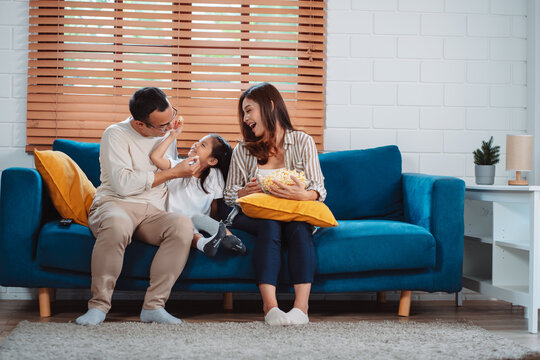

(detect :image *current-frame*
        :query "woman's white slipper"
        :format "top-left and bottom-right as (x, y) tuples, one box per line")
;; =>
(264, 307), (291, 326)
(287, 308), (309, 325)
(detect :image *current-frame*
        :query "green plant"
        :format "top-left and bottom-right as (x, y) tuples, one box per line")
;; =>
(473, 136), (500, 165)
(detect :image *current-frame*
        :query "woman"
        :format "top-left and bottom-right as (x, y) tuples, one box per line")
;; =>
(224, 83), (326, 326)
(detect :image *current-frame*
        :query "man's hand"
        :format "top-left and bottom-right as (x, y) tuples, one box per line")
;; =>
(188, 155), (201, 175)
(267, 175), (314, 201)
(152, 153), (197, 188)
(170, 155), (198, 178)
(238, 177), (263, 198)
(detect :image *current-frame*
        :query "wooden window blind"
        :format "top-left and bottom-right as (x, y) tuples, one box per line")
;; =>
(27, 0), (326, 153)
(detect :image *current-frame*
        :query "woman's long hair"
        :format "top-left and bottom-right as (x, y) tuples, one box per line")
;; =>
(238, 83), (295, 165)
(198, 134), (232, 194)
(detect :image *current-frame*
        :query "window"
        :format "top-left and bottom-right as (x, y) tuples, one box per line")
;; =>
(27, 0), (326, 153)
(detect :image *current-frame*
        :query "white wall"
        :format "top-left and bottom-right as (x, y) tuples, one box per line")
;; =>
(0, 0), (31, 300)
(0, 0), (531, 182)
(0, 0), (32, 172)
(0, 0), (530, 300)
(324, 0), (529, 185)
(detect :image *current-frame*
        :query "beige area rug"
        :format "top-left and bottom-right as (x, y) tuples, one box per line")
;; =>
(0, 320), (538, 360)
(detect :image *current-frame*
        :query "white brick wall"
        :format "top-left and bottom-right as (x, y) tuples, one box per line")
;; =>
(0, 0), (33, 300)
(0, 0), (528, 300)
(326, 0), (529, 184)
(0, 0), (33, 174)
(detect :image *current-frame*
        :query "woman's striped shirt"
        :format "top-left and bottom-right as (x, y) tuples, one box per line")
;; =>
(224, 130), (326, 206)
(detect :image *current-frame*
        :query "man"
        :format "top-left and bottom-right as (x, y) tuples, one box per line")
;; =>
(76, 87), (194, 326)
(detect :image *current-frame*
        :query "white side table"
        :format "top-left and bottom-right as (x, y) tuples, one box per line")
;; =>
(464, 185), (540, 333)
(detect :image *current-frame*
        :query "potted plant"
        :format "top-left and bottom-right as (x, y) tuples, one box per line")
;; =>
(473, 136), (500, 185)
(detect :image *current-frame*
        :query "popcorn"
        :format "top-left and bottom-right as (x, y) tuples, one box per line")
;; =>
(258, 169), (308, 193)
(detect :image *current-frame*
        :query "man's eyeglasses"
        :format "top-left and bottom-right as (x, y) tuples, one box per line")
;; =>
(131, 106), (177, 131)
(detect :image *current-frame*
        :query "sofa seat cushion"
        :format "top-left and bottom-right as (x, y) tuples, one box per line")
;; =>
(36, 222), (257, 280)
(313, 220), (436, 275)
(36, 220), (435, 282)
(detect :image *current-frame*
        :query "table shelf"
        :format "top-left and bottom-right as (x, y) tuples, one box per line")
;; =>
(464, 235), (493, 245)
(464, 186), (540, 333)
(463, 275), (529, 305)
(495, 240), (529, 251)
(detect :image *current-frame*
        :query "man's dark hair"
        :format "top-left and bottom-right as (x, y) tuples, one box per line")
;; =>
(129, 87), (169, 123)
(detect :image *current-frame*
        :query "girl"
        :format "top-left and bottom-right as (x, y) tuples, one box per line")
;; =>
(151, 120), (246, 257)
(224, 83), (326, 326)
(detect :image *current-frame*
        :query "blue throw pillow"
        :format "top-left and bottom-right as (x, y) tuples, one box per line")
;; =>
(319, 145), (403, 221)
(53, 139), (101, 187)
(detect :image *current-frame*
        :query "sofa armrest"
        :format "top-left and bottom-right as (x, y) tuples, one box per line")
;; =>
(0, 168), (45, 286)
(402, 173), (465, 291)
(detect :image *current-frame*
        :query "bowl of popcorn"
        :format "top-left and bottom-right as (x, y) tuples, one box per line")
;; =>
(257, 169), (308, 193)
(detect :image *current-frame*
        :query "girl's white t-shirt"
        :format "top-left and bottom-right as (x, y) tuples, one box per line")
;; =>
(166, 158), (224, 217)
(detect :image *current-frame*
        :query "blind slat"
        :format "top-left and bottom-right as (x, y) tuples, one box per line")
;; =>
(28, 86), (324, 100)
(27, 127), (324, 138)
(28, 60), (325, 76)
(29, 18), (325, 35)
(29, 35), (325, 53)
(31, 3), (325, 17)
(28, 44), (325, 61)
(30, 28), (326, 43)
(28, 98), (323, 111)
(28, 52), (325, 68)
(28, 44), (325, 58)
(31, 8), (326, 26)
(31, 0), (325, 9)
(28, 80), (325, 92)
(28, 70), (325, 86)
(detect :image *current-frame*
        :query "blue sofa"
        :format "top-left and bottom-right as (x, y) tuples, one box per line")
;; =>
(0, 140), (465, 317)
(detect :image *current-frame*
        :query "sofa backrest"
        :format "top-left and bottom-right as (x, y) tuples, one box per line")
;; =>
(53, 139), (101, 187)
(51, 139), (403, 221)
(319, 145), (403, 221)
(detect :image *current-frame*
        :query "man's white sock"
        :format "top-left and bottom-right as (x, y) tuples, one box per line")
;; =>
(76, 308), (106, 326)
(140, 308), (182, 324)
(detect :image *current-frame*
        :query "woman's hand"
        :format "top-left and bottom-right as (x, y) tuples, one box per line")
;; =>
(268, 175), (316, 201)
(238, 177), (263, 198)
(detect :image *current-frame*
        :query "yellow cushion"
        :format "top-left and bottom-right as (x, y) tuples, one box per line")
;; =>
(236, 193), (338, 228)
(34, 150), (96, 226)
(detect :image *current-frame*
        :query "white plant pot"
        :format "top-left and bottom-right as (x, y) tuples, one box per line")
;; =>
(475, 165), (496, 185)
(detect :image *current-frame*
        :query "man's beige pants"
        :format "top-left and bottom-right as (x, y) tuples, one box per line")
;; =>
(87, 197), (193, 313)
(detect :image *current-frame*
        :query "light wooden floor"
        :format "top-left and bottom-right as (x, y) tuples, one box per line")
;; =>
(1, 299), (540, 352)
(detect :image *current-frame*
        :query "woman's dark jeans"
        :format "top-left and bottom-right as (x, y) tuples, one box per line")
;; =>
(231, 212), (316, 286)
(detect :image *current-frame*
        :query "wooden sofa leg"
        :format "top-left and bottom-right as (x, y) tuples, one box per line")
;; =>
(377, 291), (387, 304)
(223, 292), (233, 311)
(398, 290), (412, 317)
(38, 288), (52, 317)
